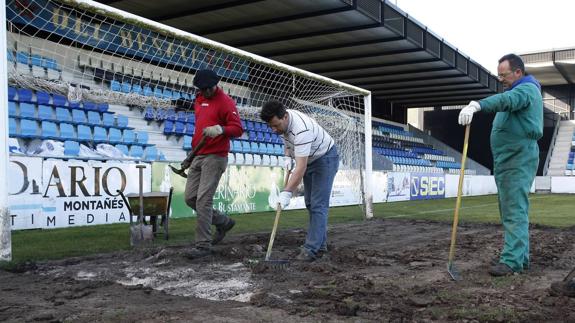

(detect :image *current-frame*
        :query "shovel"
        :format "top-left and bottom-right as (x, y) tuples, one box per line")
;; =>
(447, 124), (470, 281)
(170, 136), (207, 178)
(118, 165), (153, 247)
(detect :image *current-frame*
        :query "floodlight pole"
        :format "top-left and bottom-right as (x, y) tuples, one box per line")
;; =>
(0, 0), (12, 261)
(363, 93), (374, 219)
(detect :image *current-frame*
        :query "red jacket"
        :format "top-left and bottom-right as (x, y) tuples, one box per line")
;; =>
(193, 87), (243, 157)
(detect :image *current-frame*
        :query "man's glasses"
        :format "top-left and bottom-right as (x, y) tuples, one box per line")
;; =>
(497, 70), (516, 79)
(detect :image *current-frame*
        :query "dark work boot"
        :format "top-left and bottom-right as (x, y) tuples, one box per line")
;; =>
(212, 218), (235, 245)
(550, 280), (575, 297)
(186, 246), (212, 259)
(489, 263), (516, 277)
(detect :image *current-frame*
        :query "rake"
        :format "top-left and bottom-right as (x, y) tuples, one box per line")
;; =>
(249, 169), (292, 271)
(447, 124), (470, 281)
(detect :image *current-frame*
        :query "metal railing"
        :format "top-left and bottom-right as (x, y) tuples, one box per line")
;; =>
(542, 113), (561, 176)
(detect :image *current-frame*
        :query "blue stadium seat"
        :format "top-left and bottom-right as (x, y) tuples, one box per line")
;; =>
(176, 111), (187, 123)
(232, 140), (242, 153)
(20, 119), (38, 138)
(7, 50), (15, 62)
(36, 91), (51, 105)
(123, 129), (135, 144)
(162, 88), (172, 99)
(144, 107), (155, 121)
(120, 82), (132, 93)
(115, 144), (129, 156)
(144, 146), (158, 161)
(153, 87), (163, 98)
(143, 85), (153, 96)
(256, 132), (264, 142)
(64, 140), (80, 156)
(87, 111), (101, 125)
(19, 103), (36, 119)
(93, 126), (107, 143)
(83, 102), (97, 111)
(156, 109), (168, 121)
(8, 87), (16, 101)
(174, 121), (186, 135)
(183, 135), (192, 150)
(163, 120), (174, 135)
(264, 132), (272, 143)
(72, 109), (87, 124)
(130, 145), (144, 158)
(52, 94), (67, 107)
(116, 115), (129, 128)
(102, 113), (115, 127)
(246, 121), (255, 131)
(55, 107), (72, 123)
(17, 89), (34, 103)
(254, 122), (262, 132)
(135, 131), (149, 145)
(38, 105), (54, 120)
(8, 118), (17, 137)
(186, 112), (195, 124)
(250, 142), (259, 154)
(108, 128), (122, 144)
(166, 109), (176, 122)
(68, 100), (81, 110)
(16, 51), (29, 65)
(59, 123), (76, 140)
(77, 125), (92, 141)
(241, 141), (251, 153)
(248, 131), (256, 141)
(258, 143), (267, 154)
(8, 102), (17, 117)
(97, 103), (109, 113)
(266, 143), (274, 155)
(110, 80), (121, 92)
(273, 144), (283, 155)
(30, 54), (43, 67)
(41, 121), (58, 139)
(132, 84), (142, 95)
(186, 123), (196, 136)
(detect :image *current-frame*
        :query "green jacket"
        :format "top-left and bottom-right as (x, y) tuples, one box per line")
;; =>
(479, 83), (543, 147)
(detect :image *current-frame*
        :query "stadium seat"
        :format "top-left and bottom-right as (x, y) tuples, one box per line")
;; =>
(36, 91), (51, 105)
(52, 94), (67, 107)
(102, 113), (115, 127)
(123, 129), (136, 144)
(166, 109), (176, 122)
(8, 118), (17, 137)
(143, 85), (153, 96)
(97, 103), (109, 113)
(144, 107), (155, 121)
(87, 111), (101, 125)
(115, 144), (129, 156)
(144, 146), (158, 161)
(108, 128), (122, 144)
(241, 141), (251, 153)
(174, 121), (186, 135)
(132, 84), (142, 95)
(228, 153), (235, 165)
(41, 121), (58, 139)
(185, 123), (195, 136)
(130, 145), (144, 158)
(77, 125), (92, 141)
(135, 131), (149, 145)
(250, 142), (259, 154)
(235, 153), (244, 165)
(17, 89), (34, 103)
(232, 140), (242, 153)
(93, 126), (108, 143)
(8, 87), (16, 101)
(8, 102), (17, 117)
(55, 107), (72, 123)
(253, 154), (262, 165)
(183, 135), (192, 150)
(262, 154), (271, 166)
(72, 109), (88, 124)
(83, 102), (97, 111)
(116, 115), (129, 128)
(20, 119), (38, 138)
(163, 120), (174, 135)
(110, 80), (121, 92)
(38, 104), (54, 120)
(59, 123), (76, 140)
(270, 155), (278, 166)
(64, 140), (80, 156)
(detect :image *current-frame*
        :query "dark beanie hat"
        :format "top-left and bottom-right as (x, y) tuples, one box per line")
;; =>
(193, 69), (220, 89)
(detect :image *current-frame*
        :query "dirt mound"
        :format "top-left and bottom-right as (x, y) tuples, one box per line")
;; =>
(2, 219), (575, 322)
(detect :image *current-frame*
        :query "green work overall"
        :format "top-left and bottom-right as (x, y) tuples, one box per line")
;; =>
(479, 81), (543, 272)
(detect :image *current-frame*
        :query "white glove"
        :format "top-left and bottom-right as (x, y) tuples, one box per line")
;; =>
(277, 191), (292, 210)
(283, 156), (295, 171)
(458, 101), (481, 126)
(203, 125), (223, 138)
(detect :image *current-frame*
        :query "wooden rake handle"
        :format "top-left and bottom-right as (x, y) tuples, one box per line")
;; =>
(265, 169), (292, 261)
(448, 124), (470, 265)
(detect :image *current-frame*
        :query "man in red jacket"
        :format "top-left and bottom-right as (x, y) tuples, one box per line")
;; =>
(184, 69), (243, 258)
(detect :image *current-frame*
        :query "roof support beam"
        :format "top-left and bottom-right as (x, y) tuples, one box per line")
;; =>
(290, 47), (422, 67)
(553, 52), (574, 84)
(337, 66), (454, 82)
(151, 0), (265, 21)
(353, 74), (466, 87)
(316, 57), (440, 74)
(197, 6), (356, 35)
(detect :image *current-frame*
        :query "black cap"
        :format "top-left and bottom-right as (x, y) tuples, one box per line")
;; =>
(193, 69), (220, 89)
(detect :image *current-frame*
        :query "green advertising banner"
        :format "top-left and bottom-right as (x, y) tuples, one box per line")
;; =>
(152, 163), (286, 218)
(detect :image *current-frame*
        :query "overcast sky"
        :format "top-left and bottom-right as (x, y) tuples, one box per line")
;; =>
(394, 0), (575, 74)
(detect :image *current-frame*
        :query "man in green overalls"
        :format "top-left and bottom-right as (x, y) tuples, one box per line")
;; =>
(458, 54), (542, 276)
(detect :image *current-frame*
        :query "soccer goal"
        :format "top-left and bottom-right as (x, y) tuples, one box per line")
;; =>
(1, 0), (374, 260)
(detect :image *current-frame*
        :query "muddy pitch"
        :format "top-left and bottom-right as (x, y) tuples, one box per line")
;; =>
(2, 218), (575, 322)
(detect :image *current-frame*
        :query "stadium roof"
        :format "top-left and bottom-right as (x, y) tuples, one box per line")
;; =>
(96, 0), (501, 108)
(522, 48), (575, 85)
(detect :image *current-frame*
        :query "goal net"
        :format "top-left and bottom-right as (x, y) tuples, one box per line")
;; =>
(5, 0), (373, 214)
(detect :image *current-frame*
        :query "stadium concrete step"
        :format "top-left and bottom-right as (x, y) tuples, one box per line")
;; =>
(547, 120), (575, 176)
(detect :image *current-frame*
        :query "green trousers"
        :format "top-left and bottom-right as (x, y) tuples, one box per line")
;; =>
(492, 137), (539, 272)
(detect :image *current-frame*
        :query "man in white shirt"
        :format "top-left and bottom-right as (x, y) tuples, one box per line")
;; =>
(260, 100), (339, 261)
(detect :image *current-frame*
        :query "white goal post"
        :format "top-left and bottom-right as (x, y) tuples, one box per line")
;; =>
(2, 0), (374, 257)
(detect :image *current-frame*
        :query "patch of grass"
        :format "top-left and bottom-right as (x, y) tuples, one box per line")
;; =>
(4, 194), (575, 264)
